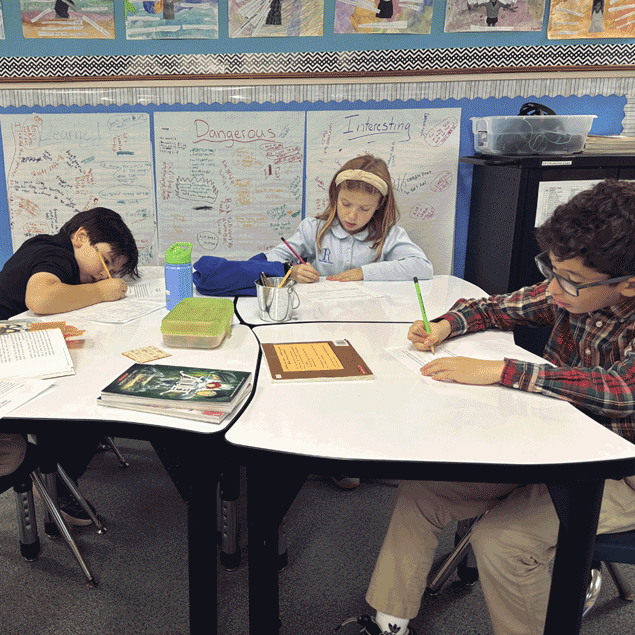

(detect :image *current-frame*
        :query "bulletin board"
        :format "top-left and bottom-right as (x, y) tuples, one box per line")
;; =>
(0, 2), (633, 81)
(0, 89), (625, 278)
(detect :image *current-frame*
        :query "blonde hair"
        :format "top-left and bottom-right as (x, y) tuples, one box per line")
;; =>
(315, 155), (399, 259)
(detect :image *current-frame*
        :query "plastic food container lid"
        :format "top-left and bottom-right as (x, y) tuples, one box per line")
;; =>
(161, 297), (233, 343)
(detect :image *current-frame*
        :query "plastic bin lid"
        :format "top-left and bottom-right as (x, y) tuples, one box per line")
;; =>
(161, 297), (234, 337)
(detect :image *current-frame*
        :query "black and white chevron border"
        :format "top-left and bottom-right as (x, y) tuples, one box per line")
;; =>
(1, 44), (634, 80)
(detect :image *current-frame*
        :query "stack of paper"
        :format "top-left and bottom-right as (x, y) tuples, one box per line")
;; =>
(583, 135), (635, 154)
(0, 327), (75, 380)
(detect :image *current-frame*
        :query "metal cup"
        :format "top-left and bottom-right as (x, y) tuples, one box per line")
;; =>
(254, 278), (300, 322)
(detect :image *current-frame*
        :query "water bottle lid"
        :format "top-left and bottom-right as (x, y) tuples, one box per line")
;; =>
(165, 242), (193, 264)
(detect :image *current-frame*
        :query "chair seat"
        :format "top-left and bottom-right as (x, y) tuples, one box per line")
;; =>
(594, 530), (635, 564)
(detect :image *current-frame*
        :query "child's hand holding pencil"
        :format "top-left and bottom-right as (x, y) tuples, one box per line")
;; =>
(408, 319), (451, 353)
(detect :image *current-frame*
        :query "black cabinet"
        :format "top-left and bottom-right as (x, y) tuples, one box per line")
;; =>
(461, 153), (635, 354)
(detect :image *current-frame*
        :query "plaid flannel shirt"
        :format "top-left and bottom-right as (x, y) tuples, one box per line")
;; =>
(440, 282), (635, 443)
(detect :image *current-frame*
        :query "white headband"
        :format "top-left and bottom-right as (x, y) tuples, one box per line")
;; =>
(335, 169), (388, 197)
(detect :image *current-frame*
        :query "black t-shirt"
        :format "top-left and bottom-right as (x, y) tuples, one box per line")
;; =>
(0, 232), (79, 320)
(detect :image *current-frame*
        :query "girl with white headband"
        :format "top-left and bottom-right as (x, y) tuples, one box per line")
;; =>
(265, 155), (433, 284)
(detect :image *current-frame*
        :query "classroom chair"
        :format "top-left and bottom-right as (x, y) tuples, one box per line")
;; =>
(100, 436), (130, 469)
(584, 529), (635, 615)
(8, 442), (98, 587)
(425, 515), (635, 619)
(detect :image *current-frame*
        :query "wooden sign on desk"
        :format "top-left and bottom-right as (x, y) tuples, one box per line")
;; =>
(261, 340), (374, 383)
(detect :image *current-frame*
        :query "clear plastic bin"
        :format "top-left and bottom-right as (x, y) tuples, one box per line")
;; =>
(471, 115), (596, 155)
(161, 297), (233, 349)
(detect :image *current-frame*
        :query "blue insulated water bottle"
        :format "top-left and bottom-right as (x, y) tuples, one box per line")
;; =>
(165, 242), (193, 311)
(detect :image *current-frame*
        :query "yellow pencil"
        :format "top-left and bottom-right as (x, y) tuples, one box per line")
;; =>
(95, 248), (112, 279)
(278, 267), (293, 288)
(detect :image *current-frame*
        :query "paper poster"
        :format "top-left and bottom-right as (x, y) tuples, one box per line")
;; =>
(125, 0), (219, 39)
(20, 0), (115, 38)
(534, 180), (602, 227)
(0, 112), (158, 264)
(153, 111), (305, 261)
(334, 0), (433, 33)
(445, 0), (545, 31)
(305, 108), (461, 275)
(228, 0), (323, 37)
(548, 0), (635, 38)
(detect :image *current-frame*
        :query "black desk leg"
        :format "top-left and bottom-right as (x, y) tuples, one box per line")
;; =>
(545, 479), (604, 635)
(188, 469), (220, 635)
(247, 463), (308, 635)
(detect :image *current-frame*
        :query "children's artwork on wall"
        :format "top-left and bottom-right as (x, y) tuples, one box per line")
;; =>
(125, 0), (218, 39)
(548, 0), (635, 38)
(153, 111), (305, 260)
(0, 112), (157, 263)
(445, 0), (545, 31)
(228, 0), (323, 37)
(20, 0), (115, 38)
(334, 0), (433, 33)
(305, 108), (461, 274)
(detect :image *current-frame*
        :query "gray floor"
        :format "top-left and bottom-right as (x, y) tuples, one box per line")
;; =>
(0, 438), (633, 635)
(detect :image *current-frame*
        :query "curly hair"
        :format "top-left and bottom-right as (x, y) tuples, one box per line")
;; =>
(536, 178), (635, 277)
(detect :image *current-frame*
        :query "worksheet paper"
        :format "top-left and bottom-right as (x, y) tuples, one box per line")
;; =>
(388, 337), (551, 376)
(36, 298), (164, 325)
(386, 338), (554, 405)
(296, 280), (385, 303)
(0, 378), (50, 418)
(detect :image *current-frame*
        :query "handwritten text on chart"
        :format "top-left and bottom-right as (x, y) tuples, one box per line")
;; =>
(154, 111), (305, 260)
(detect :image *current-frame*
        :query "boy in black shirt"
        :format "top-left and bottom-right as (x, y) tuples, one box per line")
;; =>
(0, 207), (138, 320)
(0, 207), (139, 524)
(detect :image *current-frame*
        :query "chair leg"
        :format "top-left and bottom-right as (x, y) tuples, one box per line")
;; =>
(102, 436), (129, 469)
(605, 562), (634, 601)
(31, 471), (97, 587)
(56, 463), (106, 534)
(425, 513), (486, 595)
(14, 478), (41, 562)
(583, 562), (603, 617)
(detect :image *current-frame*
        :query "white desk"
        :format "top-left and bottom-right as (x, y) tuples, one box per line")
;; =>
(3, 308), (260, 635)
(235, 275), (489, 325)
(10, 312), (256, 435)
(226, 321), (635, 635)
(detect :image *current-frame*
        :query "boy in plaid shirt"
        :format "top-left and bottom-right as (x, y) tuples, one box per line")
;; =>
(357, 179), (635, 635)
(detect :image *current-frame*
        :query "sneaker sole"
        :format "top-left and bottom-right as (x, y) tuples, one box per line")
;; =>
(60, 510), (93, 527)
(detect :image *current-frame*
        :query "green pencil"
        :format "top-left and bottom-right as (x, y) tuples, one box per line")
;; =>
(413, 277), (434, 353)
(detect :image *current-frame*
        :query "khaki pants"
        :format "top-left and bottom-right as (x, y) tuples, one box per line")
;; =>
(0, 433), (26, 478)
(366, 478), (635, 635)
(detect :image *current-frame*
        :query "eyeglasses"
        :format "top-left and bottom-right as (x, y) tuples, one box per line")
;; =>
(534, 251), (633, 297)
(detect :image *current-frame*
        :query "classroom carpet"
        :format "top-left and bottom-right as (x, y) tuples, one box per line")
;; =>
(0, 438), (633, 635)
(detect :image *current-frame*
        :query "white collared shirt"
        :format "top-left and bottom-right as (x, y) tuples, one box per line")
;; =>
(265, 217), (433, 281)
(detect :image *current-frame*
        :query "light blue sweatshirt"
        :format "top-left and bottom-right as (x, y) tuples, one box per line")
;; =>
(265, 217), (433, 281)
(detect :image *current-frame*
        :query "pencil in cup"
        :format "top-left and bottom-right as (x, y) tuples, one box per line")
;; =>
(413, 277), (434, 354)
(96, 248), (112, 279)
(278, 267), (294, 288)
(280, 237), (306, 265)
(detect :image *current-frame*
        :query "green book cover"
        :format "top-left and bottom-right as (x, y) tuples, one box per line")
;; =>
(100, 363), (252, 412)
